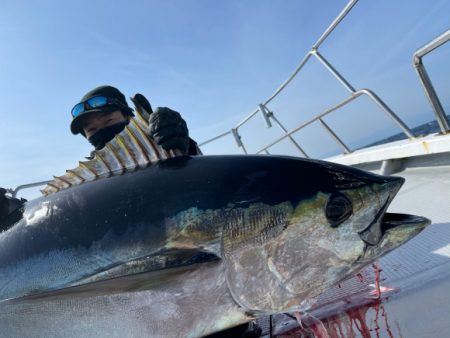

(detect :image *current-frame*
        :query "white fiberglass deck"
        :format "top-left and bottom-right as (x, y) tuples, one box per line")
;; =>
(327, 133), (450, 167)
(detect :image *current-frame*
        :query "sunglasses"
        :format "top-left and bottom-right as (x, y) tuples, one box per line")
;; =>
(71, 96), (126, 118)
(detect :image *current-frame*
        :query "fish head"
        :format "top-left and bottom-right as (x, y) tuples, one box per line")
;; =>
(223, 159), (430, 314)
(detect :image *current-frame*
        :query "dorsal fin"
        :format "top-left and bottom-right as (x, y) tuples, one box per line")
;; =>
(41, 106), (177, 196)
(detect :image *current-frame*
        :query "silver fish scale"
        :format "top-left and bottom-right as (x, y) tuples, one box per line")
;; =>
(41, 107), (176, 196)
(223, 203), (291, 254)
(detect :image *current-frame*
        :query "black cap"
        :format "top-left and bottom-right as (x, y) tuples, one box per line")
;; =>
(70, 85), (134, 135)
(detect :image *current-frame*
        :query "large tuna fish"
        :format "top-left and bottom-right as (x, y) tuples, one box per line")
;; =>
(0, 152), (429, 337)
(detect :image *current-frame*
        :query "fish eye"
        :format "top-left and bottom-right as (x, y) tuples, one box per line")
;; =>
(326, 193), (353, 228)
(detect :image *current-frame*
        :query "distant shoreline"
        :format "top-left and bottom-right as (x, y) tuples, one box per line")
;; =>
(365, 115), (450, 148)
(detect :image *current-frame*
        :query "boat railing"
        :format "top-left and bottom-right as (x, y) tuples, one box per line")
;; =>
(413, 29), (450, 133)
(255, 89), (413, 156)
(7, 180), (52, 198)
(8, 2), (450, 197)
(199, 1), (449, 156)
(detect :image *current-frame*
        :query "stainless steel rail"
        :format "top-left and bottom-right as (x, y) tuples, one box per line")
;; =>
(199, 0), (360, 149)
(8, 180), (51, 198)
(199, 0), (415, 155)
(413, 29), (450, 133)
(256, 89), (410, 154)
(311, 0), (359, 51)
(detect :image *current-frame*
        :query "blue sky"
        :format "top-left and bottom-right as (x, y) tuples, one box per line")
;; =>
(0, 0), (449, 198)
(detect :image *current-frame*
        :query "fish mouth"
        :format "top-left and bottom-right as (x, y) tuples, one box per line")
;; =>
(358, 176), (430, 247)
(357, 211), (430, 266)
(379, 212), (430, 235)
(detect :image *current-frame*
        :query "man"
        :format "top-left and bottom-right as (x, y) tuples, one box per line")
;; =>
(70, 85), (201, 155)
(1, 85), (200, 223)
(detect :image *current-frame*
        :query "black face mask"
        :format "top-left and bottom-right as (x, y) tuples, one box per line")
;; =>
(87, 121), (128, 150)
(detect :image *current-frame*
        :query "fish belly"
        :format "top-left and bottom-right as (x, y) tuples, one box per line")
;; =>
(0, 261), (251, 338)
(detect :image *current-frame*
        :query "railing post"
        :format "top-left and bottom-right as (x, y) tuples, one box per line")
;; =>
(258, 104), (273, 128)
(313, 51), (356, 93)
(231, 128), (247, 154)
(361, 89), (415, 138)
(413, 29), (450, 133)
(318, 118), (351, 154)
(414, 61), (449, 132)
(268, 114), (309, 158)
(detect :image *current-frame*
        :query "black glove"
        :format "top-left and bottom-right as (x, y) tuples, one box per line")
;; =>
(0, 188), (25, 223)
(131, 93), (153, 118)
(148, 107), (190, 154)
(0, 188), (8, 219)
(132, 93), (199, 155)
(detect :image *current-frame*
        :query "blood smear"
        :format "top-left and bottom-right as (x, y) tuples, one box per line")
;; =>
(278, 300), (399, 338)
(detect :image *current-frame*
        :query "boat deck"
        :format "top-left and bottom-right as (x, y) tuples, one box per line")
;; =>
(262, 163), (450, 337)
(327, 133), (450, 168)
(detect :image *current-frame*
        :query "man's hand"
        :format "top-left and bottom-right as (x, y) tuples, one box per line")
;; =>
(132, 93), (195, 155)
(148, 107), (190, 154)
